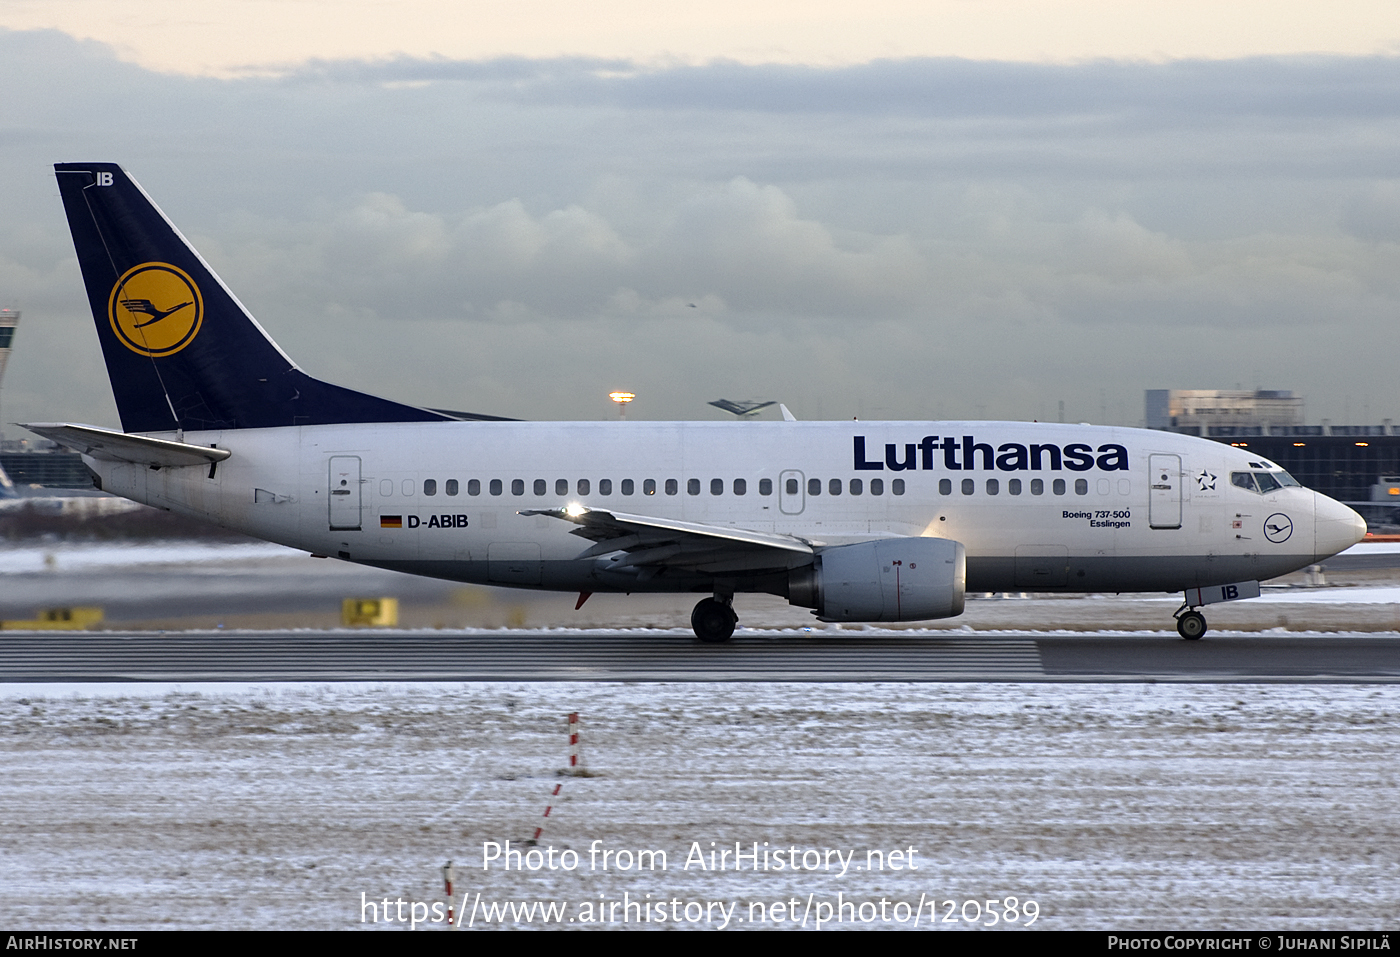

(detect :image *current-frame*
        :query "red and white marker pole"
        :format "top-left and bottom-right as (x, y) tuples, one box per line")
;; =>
(568, 712), (580, 769)
(442, 860), (455, 926)
(532, 783), (561, 842)
(529, 714), (582, 843)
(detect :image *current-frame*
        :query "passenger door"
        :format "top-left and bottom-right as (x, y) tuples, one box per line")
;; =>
(1149, 453), (1182, 529)
(328, 456), (363, 530)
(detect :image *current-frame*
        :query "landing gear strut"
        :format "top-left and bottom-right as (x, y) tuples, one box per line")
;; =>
(1174, 606), (1207, 641)
(691, 597), (737, 643)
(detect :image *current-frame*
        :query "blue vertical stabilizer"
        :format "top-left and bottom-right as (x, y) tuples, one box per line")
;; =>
(53, 163), (454, 434)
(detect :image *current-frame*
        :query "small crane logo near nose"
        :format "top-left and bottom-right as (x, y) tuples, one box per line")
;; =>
(1264, 513), (1294, 544)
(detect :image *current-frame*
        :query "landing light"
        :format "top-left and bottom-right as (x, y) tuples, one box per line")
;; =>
(564, 503), (587, 518)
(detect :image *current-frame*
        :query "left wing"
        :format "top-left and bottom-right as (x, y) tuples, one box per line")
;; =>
(519, 505), (814, 575)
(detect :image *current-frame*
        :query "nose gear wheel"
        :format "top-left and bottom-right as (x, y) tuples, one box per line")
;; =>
(1175, 609), (1207, 641)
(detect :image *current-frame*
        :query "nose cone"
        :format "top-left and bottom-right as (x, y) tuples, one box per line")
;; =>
(1314, 491), (1367, 561)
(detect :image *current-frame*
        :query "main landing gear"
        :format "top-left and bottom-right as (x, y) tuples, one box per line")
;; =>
(691, 597), (737, 643)
(1173, 605), (1207, 641)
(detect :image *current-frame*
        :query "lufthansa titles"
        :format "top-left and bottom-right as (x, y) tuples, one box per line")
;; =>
(854, 435), (1129, 473)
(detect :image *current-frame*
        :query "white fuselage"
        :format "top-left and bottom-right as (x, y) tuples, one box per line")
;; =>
(88, 419), (1364, 598)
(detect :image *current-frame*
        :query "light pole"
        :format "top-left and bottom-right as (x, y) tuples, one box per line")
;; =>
(609, 392), (635, 420)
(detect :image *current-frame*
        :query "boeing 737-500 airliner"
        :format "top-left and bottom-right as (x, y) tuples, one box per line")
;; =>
(28, 163), (1366, 642)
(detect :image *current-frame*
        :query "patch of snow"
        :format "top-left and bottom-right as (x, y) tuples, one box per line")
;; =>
(0, 541), (302, 574)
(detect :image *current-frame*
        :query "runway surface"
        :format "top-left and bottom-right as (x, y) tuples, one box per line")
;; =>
(3, 631), (1398, 682)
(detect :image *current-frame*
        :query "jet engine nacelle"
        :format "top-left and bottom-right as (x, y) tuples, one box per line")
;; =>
(787, 536), (966, 622)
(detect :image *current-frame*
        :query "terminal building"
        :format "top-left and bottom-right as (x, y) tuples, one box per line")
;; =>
(0, 440), (94, 489)
(1147, 389), (1400, 518)
(1145, 389), (1305, 433)
(0, 307), (95, 492)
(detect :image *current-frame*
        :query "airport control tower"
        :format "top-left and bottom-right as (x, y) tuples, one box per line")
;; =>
(0, 309), (17, 443)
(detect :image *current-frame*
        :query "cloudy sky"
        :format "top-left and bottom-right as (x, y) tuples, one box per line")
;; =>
(3, 5), (1400, 429)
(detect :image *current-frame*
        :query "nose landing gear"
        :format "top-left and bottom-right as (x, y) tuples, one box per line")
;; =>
(1172, 581), (1262, 640)
(691, 596), (737, 643)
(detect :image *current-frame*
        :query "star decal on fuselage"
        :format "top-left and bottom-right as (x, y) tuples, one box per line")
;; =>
(1196, 470), (1217, 491)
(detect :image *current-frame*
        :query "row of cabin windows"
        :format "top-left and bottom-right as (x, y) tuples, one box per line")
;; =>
(389, 477), (1135, 498)
(411, 478), (767, 497)
(938, 477), (1131, 496)
(951, 477), (1071, 496)
(400, 477), (910, 497)
(797, 478), (905, 496)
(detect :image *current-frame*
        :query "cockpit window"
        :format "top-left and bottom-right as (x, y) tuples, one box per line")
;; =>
(1233, 471), (1292, 493)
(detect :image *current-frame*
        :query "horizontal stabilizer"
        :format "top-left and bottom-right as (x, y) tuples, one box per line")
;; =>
(21, 423), (231, 469)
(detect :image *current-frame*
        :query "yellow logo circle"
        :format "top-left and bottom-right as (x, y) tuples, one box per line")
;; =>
(107, 263), (203, 357)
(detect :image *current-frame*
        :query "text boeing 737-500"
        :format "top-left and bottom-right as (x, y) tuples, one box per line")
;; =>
(27, 163), (1366, 642)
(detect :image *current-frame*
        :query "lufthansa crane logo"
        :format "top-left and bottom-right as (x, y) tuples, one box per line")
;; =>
(1264, 512), (1294, 544)
(107, 262), (203, 357)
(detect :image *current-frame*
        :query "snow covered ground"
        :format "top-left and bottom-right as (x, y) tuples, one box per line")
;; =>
(1, 681), (1396, 930)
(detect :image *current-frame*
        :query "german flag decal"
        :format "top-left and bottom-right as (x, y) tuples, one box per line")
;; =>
(380, 515), (403, 529)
